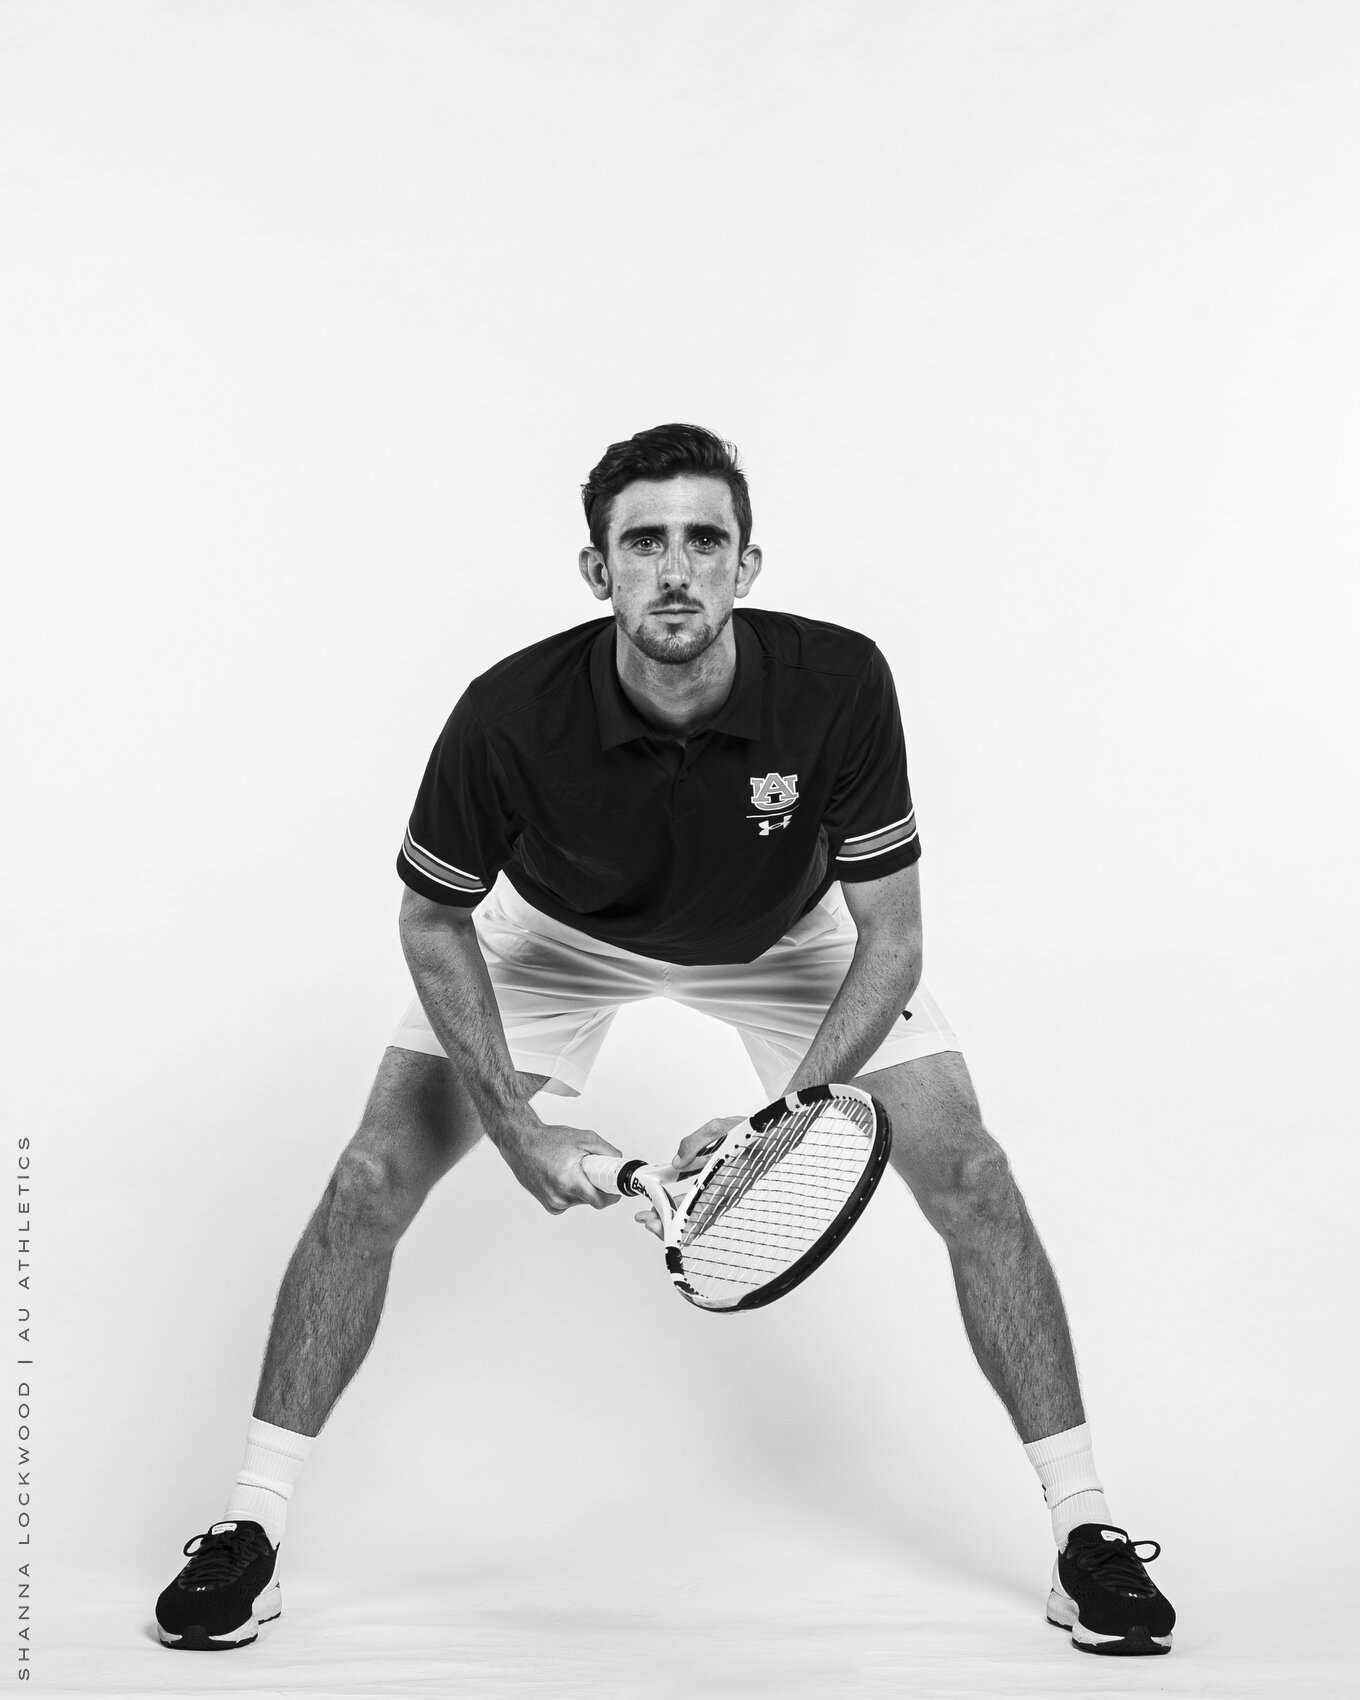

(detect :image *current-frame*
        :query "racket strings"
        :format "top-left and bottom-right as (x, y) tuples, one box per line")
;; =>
(678, 1098), (877, 1299)
(683, 1101), (860, 1231)
(683, 1170), (867, 1278)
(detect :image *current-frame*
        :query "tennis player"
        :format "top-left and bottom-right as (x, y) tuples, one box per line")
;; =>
(156, 424), (1175, 1657)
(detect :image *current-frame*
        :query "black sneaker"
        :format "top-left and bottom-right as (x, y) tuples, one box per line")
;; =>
(1047, 1523), (1174, 1654)
(155, 1520), (281, 1650)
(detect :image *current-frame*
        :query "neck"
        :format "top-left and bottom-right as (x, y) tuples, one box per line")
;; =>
(613, 620), (737, 736)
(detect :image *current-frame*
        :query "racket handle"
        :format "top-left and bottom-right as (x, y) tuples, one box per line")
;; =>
(580, 1154), (647, 1196)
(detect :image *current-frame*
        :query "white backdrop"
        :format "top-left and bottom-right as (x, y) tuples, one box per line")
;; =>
(4, 3), (1358, 1695)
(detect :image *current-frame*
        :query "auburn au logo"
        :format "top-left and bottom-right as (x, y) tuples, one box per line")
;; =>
(749, 772), (799, 812)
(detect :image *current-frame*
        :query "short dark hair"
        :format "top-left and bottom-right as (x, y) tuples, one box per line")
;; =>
(582, 423), (753, 556)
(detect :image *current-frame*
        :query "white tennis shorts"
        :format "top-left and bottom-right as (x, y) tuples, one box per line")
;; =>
(391, 876), (960, 1100)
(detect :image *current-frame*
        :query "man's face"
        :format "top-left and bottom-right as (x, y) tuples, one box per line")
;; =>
(583, 474), (761, 667)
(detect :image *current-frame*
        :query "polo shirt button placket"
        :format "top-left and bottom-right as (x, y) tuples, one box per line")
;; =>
(674, 749), (704, 820)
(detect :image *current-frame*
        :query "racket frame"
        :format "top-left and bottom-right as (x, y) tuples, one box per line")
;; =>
(592, 1083), (893, 1313)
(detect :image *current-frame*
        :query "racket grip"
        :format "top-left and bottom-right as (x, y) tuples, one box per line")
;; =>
(580, 1155), (646, 1196)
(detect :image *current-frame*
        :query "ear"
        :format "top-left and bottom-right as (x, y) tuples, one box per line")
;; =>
(734, 545), (762, 599)
(579, 547), (612, 601)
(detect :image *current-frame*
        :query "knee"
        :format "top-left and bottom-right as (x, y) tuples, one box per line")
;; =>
(920, 1130), (1022, 1248)
(321, 1148), (422, 1249)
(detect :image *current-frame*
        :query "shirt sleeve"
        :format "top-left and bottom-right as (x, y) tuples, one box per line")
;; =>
(824, 644), (922, 882)
(395, 691), (517, 907)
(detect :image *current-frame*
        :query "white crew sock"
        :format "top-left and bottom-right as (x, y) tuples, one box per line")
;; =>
(1023, 1421), (1113, 1550)
(223, 1417), (314, 1548)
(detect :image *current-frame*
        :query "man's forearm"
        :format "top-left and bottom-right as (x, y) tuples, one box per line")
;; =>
(783, 932), (921, 1093)
(399, 907), (537, 1144)
(399, 895), (619, 1214)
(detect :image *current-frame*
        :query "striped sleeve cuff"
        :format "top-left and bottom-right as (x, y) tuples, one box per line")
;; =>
(396, 829), (489, 905)
(834, 810), (920, 871)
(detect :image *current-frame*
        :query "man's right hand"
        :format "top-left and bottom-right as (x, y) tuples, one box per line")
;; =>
(493, 1109), (622, 1214)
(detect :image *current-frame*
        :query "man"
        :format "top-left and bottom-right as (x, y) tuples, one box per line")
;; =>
(156, 424), (1175, 1657)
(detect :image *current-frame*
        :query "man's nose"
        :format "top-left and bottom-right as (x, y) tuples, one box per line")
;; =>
(657, 544), (692, 587)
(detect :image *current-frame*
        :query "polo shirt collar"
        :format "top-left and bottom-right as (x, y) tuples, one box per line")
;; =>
(590, 614), (764, 748)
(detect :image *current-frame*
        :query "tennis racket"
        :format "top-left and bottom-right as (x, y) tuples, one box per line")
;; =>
(579, 1083), (892, 1312)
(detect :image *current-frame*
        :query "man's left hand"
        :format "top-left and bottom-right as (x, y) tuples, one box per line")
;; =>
(671, 1115), (745, 1171)
(633, 1115), (748, 1240)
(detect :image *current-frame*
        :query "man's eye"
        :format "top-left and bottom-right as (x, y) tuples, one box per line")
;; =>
(692, 535), (718, 550)
(632, 537), (661, 551)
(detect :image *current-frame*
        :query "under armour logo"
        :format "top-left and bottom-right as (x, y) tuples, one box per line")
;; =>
(758, 813), (795, 835)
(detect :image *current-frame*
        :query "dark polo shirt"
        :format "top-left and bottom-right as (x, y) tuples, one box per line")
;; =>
(397, 609), (920, 965)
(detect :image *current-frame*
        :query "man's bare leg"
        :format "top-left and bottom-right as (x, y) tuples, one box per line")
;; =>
(255, 1047), (548, 1436)
(859, 1051), (1177, 1650)
(856, 1050), (1084, 1444)
(155, 1047), (551, 1650)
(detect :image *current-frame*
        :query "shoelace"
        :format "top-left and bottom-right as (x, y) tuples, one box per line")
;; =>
(179, 1524), (266, 1588)
(1072, 1527), (1162, 1597)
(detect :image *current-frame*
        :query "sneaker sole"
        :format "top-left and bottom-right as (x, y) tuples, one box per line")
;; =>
(1046, 1587), (1172, 1655)
(157, 1580), (281, 1651)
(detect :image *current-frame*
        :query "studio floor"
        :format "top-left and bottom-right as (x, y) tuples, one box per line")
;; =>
(46, 1525), (1356, 1700)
